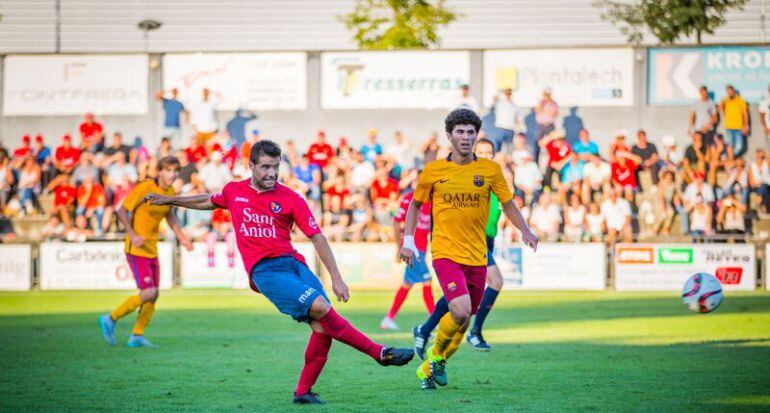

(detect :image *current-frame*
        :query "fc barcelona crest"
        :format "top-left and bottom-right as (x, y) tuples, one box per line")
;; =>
(270, 201), (282, 213)
(473, 175), (484, 187)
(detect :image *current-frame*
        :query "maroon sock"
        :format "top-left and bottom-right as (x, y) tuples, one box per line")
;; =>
(386, 286), (410, 319)
(422, 284), (436, 313)
(317, 308), (384, 361)
(296, 331), (332, 396)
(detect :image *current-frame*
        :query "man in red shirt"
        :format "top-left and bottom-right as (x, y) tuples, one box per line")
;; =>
(307, 130), (334, 169)
(79, 113), (104, 150)
(54, 135), (82, 174)
(148, 140), (414, 405)
(75, 174), (107, 236)
(539, 129), (572, 189)
(12, 135), (33, 168)
(46, 173), (77, 230)
(185, 137), (208, 164)
(611, 150), (642, 202)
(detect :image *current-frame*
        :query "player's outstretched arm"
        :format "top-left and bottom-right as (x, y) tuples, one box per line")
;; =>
(398, 199), (422, 268)
(502, 199), (539, 252)
(146, 193), (218, 210)
(309, 233), (350, 303)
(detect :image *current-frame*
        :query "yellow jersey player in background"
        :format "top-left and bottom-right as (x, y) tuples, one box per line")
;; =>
(98, 156), (193, 348)
(399, 108), (538, 390)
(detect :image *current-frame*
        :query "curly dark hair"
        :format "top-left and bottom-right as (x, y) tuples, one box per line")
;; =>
(444, 108), (482, 134)
(250, 140), (282, 163)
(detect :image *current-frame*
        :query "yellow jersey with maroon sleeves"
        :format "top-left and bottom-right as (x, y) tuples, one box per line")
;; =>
(413, 156), (513, 266)
(122, 179), (176, 258)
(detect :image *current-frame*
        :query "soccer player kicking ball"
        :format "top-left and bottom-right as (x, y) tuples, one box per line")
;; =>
(147, 140), (414, 405)
(98, 156), (194, 348)
(400, 109), (538, 391)
(380, 188), (435, 330)
(411, 138), (506, 354)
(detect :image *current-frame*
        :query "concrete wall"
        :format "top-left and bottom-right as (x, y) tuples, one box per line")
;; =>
(0, 50), (766, 155)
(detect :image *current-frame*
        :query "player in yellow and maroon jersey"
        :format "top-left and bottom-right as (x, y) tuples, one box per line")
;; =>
(98, 156), (193, 348)
(399, 108), (539, 390)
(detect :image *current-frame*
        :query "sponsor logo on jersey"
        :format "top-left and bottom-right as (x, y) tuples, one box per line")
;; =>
(473, 175), (484, 187)
(447, 282), (457, 292)
(235, 196), (249, 203)
(270, 201), (282, 213)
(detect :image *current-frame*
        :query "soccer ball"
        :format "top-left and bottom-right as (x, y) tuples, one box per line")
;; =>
(681, 273), (723, 313)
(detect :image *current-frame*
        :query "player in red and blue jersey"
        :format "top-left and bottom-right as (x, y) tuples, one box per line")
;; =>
(380, 190), (435, 330)
(148, 140), (414, 405)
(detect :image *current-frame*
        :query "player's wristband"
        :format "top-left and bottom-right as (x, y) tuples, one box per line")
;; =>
(402, 235), (421, 259)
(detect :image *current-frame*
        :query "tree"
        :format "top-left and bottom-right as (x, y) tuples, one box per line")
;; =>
(340, 0), (457, 50)
(595, 0), (748, 45)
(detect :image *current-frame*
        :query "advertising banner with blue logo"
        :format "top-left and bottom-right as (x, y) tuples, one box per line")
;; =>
(648, 46), (770, 105)
(494, 242), (606, 290)
(615, 243), (756, 291)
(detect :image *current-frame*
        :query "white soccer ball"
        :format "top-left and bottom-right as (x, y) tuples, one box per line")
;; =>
(681, 272), (723, 313)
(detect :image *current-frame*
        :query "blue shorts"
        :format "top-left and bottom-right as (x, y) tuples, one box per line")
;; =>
(404, 252), (431, 284)
(250, 255), (329, 323)
(486, 236), (497, 267)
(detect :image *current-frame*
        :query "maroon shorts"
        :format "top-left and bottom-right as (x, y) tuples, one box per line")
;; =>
(432, 258), (487, 315)
(126, 253), (160, 289)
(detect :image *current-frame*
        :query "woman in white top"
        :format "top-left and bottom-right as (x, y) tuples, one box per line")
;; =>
(584, 202), (605, 242)
(0, 152), (15, 210)
(18, 157), (41, 214)
(688, 193), (712, 242)
(750, 149), (770, 213)
(717, 190), (747, 239)
(563, 193), (586, 242)
(724, 158), (750, 205)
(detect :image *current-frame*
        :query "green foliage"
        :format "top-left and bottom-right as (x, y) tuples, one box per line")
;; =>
(340, 0), (457, 50)
(595, 0), (749, 45)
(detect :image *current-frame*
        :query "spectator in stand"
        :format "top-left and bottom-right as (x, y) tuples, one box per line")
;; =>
(225, 108), (257, 151)
(335, 137), (354, 169)
(560, 152), (584, 195)
(539, 129), (572, 189)
(199, 151), (232, 193)
(106, 152), (138, 187)
(687, 193), (712, 242)
(180, 184), (212, 240)
(420, 132), (440, 164)
(370, 167), (399, 240)
(206, 208), (236, 268)
(660, 135), (683, 172)
(12, 134), (33, 167)
(600, 186), (633, 244)
(349, 151), (375, 193)
(572, 129), (599, 161)
(656, 170), (680, 235)
(0, 151), (14, 212)
(723, 157), (750, 206)
(682, 132), (708, 185)
(17, 157), (40, 215)
(535, 88), (559, 143)
(611, 150), (641, 203)
(185, 136), (208, 165)
(513, 153), (543, 206)
(719, 85), (750, 158)
(211, 135), (238, 170)
(563, 192), (586, 242)
(44, 173), (76, 233)
(760, 84), (770, 144)
(385, 131), (414, 170)
(690, 86), (718, 145)
(456, 84), (479, 113)
(79, 113), (104, 152)
(608, 130), (630, 163)
(189, 88), (220, 145)
(156, 88), (187, 145)
(716, 187), (747, 238)
(156, 137), (173, 159)
(750, 149), (770, 213)
(510, 133), (532, 166)
(75, 174), (107, 237)
(307, 131), (335, 169)
(175, 149), (198, 186)
(347, 194), (375, 242)
(529, 190), (561, 242)
(132, 136), (151, 165)
(582, 154), (611, 205)
(681, 172), (715, 234)
(361, 129), (383, 164)
(72, 152), (100, 185)
(323, 169), (350, 214)
(492, 88), (523, 154)
(584, 201), (604, 242)
(240, 129), (261, 163)
(293, 154), (322, 209)
(33, 135), (54, 185)
(103, 132), (133, 167)
(631, 130), (660, 187)
(54, 134), (81, 174)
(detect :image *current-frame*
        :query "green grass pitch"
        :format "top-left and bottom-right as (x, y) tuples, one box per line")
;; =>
(1, 289), (769, 412)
